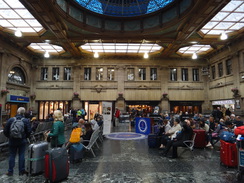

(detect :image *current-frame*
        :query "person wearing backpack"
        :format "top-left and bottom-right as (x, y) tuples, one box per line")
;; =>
(3, 107), (31, 176)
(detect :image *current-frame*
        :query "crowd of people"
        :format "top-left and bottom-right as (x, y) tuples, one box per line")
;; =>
(155, 107), (243, 158)
(2, 106), (104, 176)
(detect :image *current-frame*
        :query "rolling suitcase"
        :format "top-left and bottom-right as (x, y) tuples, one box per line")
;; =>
(27, 141), (49, 175)
(45, 147), (69, 182)
(193, 129), (206, 148)
(70, 143), (84, 163)
(220, 140), (237, 167)
(148, 134), (160, 148)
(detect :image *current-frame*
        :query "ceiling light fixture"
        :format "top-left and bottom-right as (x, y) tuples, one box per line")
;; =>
(15, 30), (22, 37)
(220, 32), (228, 40)
(94, 52), (99, 58)
(192, 53), (197, 59)
(44, 51), (50, 58)
(144, 52), (149, 59)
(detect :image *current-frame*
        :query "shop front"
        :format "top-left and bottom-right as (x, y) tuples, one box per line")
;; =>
(38, 101), (71, 120)
(4, 95), (30, 120)
(212, 99), (235, 112)
(170, 101), (203, 115)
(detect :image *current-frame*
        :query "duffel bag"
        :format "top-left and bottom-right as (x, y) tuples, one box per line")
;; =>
(234, 126), (244, 136)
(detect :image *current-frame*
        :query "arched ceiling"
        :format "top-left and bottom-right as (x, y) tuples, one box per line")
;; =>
(0, 0), (243, 60)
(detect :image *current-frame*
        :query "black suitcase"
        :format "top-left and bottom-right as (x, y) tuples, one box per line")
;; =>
(45, 147), (69, 182)
(27, 141), (49, 175)
(148, 134), (161, 148)
(70, 143), (84, 163)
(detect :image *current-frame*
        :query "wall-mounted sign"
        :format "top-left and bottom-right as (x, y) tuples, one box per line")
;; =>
(7, 95), (29, 103)
(135, 117), (151, 135)
(212, 100), (235, 105)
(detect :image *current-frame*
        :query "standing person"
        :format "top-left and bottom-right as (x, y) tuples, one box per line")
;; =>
(46, 110), (65, 148)
(71, 108), (77, 123)
(3, 107), (31, 176)
(114, 107), (120, 127)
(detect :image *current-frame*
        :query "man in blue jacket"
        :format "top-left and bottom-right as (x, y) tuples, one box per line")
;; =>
(4, 107), (31, 176)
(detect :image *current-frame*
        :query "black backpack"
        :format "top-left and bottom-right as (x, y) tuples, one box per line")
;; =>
(10, 117), (25, 139)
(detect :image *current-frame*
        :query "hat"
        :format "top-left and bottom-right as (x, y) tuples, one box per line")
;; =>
(230, 114), (235, 117)
(31, 117), (36, 121)
(72, 122), (78, 128)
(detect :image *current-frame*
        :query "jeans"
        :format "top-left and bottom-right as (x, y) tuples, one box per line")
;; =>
(8, 142), (26, 174)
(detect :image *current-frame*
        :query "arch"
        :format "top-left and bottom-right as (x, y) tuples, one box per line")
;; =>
(8, 67), (26, 85)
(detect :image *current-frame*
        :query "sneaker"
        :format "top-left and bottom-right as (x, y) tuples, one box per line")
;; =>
(19, 170), (28, 176)
(6, 172), (13, 176)
(206, 142), (212, 147)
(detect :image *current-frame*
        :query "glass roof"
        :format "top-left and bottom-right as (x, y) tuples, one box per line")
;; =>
(178, 45), (212, 55)
(28, 43), (64, 54)
(0, 0), (44, 34)
(200, 0), (244, 35)
(74, 0), (175, 17)
(80, 42), (162, 54)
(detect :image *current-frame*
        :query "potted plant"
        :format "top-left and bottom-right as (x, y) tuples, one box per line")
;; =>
(73, 92), (79, 97)
(30, 94), (36, 100)
(1, 89), (9, 95)
(162, 92), (168, 98)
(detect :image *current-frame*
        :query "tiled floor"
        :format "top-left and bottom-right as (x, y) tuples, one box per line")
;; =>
(0, 123), (242, 183)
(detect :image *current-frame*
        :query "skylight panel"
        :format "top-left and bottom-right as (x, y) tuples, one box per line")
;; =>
(28, 43), (64, 54)
(0, 10), (20, 18)
(5, 0), (25, 8)
(8, 19), (29, 27)
(80, 43), (162, 54)
(178, 45), (212, 55)
(0, 19), (11, 26)
(17, 10), (34, 18)
(200, 0), (244, 36)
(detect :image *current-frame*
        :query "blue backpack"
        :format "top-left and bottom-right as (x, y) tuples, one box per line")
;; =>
(220, 131), (236, 143)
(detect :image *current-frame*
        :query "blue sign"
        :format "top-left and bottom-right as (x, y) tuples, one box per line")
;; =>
(135, 117), (151, 135)
(7, 95), (30, 103)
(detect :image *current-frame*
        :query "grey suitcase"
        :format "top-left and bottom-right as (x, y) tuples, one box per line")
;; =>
(27, 141), (49, 175)
(45, 147), (69, 182)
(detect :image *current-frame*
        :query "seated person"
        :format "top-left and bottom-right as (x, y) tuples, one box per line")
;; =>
(157, 119), (171, 136)
(97, 116), (103, 127)
(66, 122), (83, 150)
(159, 118), (181, 149)
(233, 116), (244, 127)
(199, 118), (211, 147)
(81, 123), (94, 146)
(90, 119), (99, 130)
(161, 120), (193, 158)
(30, 117), (39, 132)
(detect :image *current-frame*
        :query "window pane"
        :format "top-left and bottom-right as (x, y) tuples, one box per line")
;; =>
(170, 68), (177, 81)
(150, 68), (157, 80)
(218, 63), (223, 77)
(182, 68), (188, 81)
(8, 67), (25, 84)
(64, 67), (71, 80)
(84, 68), (91, 80)
(96, 67), (103, 80)
(127, 68), (134, 81)
(226, 59), (232, 75)
(41, 67), (48, 80)
(211, 66), (216, 79)
(193, 68), (199, 81)
(52, 67), (59, 80)
(139, 68), (146, 80)
(107, 68), (115, 80)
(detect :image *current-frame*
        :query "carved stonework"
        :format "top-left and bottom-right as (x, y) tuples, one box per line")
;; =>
(94, 85), (103, 93)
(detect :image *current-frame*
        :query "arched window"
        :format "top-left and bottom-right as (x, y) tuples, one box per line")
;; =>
(8, 67), (26, 85)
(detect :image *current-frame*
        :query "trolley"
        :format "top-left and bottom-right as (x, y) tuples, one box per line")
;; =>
(236, 139), (244, 181)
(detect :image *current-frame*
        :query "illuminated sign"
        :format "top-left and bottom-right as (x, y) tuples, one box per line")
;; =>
(212, 100), (235, 105)
(7, 95), (30, 103)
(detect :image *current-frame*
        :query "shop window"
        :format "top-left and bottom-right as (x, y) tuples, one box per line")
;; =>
(226, 59), (232, 75)
(150, 68), (157, 80)
(139, 68), (146, 80)
(218, 62), (223, 77)
(107, 68), (115, 80)
(52, 67), (59, 80)
(96, 67), (103, 80)
(192, 68), (199, 81)
(127, 68), (134, 81)
(8, 67), (26, 84)
(64, 67), (71, 80)
(181, 68), (188, 81)
(84, 68), (91, 80)
(170, 68), (177, 81)
(41, 67), (48, 80)
(211, 66), (216, 79)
